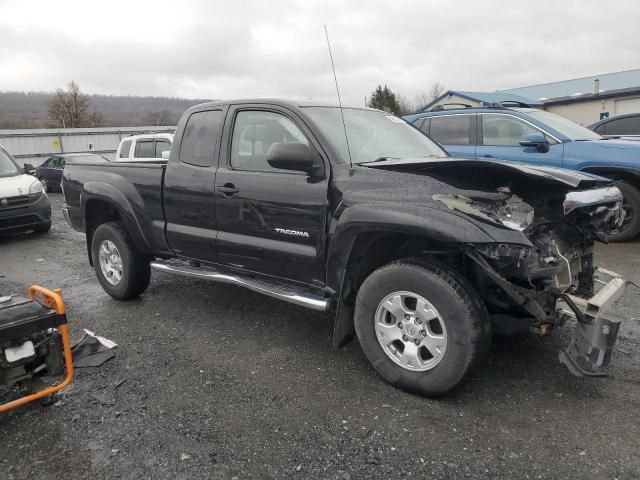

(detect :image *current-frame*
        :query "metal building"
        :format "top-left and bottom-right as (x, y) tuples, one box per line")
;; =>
(0, 126), (175, 167)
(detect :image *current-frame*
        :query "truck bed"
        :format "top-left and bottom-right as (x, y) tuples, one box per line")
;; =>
(62, 160), (170, 255)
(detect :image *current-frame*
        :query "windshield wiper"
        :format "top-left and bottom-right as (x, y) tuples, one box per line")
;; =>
(368, 156), (400, 163)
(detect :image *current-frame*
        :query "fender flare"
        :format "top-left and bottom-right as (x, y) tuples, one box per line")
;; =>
(80, 181), (152, 259)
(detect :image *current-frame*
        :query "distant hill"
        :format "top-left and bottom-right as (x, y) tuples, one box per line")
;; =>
(0, 91), (210, 129)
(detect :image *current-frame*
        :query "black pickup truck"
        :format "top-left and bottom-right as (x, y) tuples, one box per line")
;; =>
(62, 99), (629, 396)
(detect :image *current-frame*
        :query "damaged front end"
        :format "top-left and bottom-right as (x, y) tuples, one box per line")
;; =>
(438, 184), (629, 377)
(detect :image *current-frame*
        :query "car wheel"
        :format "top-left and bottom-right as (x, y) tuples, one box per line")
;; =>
(91, 222), (151, 299)
(38, 177), (49, 193)
(606, 181), (640, 242)
(33, 220), (51, 233)
(354, 258), (491, 397)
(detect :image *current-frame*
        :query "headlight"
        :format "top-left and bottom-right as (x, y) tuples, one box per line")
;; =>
(433, 193), (534, 231)
(29, 180), (44, 195)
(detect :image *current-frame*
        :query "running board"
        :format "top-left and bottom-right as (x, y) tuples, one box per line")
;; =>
(150, 260), (330, 311)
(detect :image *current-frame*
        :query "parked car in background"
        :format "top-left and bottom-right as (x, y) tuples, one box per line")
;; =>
(0, 144), (51, 234)
(589, 113), (640, 138)
(115, 133), (174, 162)
(35, 153), (109, 192)
(404, 104), (640, 241)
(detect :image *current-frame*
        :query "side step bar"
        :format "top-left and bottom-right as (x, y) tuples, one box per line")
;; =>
(150, 260), (330, 311)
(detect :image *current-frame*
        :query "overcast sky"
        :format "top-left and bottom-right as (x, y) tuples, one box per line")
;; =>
(1, 0), (638, 106)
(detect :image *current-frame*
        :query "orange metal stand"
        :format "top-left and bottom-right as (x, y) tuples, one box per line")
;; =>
(0, 286), (74, 413)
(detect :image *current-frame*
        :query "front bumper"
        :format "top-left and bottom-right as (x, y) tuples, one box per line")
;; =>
(558, 268), (633, 377)
(0, 193), (51, 232)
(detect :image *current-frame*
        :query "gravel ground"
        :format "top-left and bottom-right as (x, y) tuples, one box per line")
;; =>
(1, 193), (639, 480)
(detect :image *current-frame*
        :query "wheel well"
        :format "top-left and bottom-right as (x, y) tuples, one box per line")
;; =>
(581, 167), (640, 190)
(85, 199), (122, 265)
(340, 232), (463, 305)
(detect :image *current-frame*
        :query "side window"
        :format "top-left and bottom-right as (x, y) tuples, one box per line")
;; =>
(180, 110), (223, 167)
(593, 124), (606, 135)
(230, 110), (308, 172)
(49, 157), (62, 168)
(605, 117), (640, 135)
(135, 140), (155, 158)
(59, 158), (66, 168)
(482, 115), (542, 146)
(119, 140), (132, 158)
(429, 115), (471, 145)
(416, 118), (430, 135)
(155, 140), (171, 158)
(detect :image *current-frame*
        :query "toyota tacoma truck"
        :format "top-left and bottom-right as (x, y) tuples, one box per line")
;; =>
(62, 100), (630, 396)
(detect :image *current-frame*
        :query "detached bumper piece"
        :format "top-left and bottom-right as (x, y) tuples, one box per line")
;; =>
(558, 268), (629, 377)
(0, 286), (74, 413)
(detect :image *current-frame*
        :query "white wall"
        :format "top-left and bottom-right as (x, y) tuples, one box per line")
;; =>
(0, 126), (175, 166)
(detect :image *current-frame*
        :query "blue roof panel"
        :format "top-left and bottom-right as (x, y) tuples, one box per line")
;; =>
(496, 68), (640, 100)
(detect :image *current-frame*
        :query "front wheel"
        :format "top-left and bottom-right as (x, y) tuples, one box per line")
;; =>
(354, 259), (491, 397)
(606, 181), (640, 242)
(91, 222), (151, 299)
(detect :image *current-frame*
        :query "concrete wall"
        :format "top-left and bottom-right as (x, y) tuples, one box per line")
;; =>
(0, 126), (175, 166)
(545, 94), (640, 126)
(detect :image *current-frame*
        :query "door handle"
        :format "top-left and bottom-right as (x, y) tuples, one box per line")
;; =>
(217, 183), (239, 196)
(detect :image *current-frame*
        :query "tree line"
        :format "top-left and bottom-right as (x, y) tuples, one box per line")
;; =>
(0, 81), (445, 129)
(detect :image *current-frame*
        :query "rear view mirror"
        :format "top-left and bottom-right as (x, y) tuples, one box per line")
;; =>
(267, 142), (315, 173)
(23, 163), (35, 175)
(161, 150), (170, 160)
(519, 133), (549, 153)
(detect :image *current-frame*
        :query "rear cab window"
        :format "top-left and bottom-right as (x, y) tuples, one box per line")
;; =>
(119, 140), (132, 159)
(135, 140), (155, 158)
(179, 110), (223, 167)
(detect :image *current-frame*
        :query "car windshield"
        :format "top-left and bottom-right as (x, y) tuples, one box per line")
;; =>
(303, 107), (447, 164)
(526, 110), (602, 141)
(0, 148), (20, 178)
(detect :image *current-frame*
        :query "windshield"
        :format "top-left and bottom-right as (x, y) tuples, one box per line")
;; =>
(303, 107), (447, 164)
(0, 148), (20, 178)
(526, 110), (602, 141)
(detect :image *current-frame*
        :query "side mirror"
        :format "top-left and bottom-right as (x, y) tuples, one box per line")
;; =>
(267, 142), (315, 173)
(161, 150), (170, 160)
(23, 163), (35, 175)
(519, 133), (549, 153)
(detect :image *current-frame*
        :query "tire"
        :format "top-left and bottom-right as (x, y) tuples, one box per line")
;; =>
(606, 181), (640, 242)
(91, 222), (151, 299)
(354, 259), (491, 397)
(38, 177), (49, 193)
(33, 220), (51, 233)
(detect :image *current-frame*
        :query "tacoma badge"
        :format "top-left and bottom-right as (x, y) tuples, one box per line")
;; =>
(275, 227), (309, 238)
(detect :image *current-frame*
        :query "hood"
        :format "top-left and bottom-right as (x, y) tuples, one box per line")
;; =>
(564, 139), (640, 169)
(361, 157), (608, 188)
(0, 174), (39, 197)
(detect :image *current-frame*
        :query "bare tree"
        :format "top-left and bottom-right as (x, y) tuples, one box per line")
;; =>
(142, 109), (175, 126)
(428, 81), (445, 101)
(412, 82), (446, 112)
(47, 81), (93, 128)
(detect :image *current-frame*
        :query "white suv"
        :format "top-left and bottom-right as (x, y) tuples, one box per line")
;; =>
(115, 133), (174, 162)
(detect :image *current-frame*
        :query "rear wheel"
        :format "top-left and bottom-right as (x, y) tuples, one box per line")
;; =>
(355, 259), (491, 397)
(607, 181), (640, 242)
(91, 222), (151, 299)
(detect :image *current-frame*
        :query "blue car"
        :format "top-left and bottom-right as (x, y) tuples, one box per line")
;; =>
(35, 153), (108, 192)
(404, 105), (640, 241)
